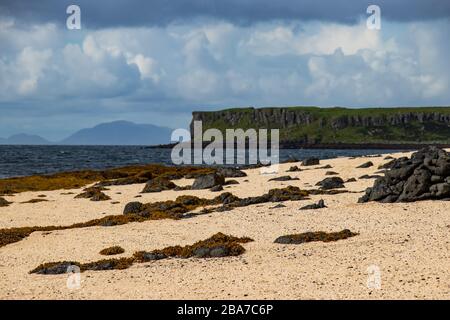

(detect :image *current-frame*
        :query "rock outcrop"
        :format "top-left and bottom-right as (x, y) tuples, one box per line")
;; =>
(192, 173), (225, 190)
(192, 107), (450, 146)
(359, 147), (450, 203)
(315, 177), (345, 190)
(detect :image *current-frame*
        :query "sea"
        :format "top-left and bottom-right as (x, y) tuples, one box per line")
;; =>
(0, 145), (402, 179)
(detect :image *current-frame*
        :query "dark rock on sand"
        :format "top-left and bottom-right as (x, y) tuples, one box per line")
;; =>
(302, 157), (320, 166)
(300, 199), (326, 210)
(141, 177), (176, 193)
(359, 174), (382, 179)
(213, 192), (241, 205)
(31, 261), (77, 275)
(357, 161), (374, 168)
(193, 246), (229, 258)
(287, 165), (301, 172)
(123, 202), (143, 215)
(210, 185), (224, 192)
(359, 146), (450, 203)
(325, 171), (339, 176)
(378, 157), (409, 170)
(138, 252), (167, 261)
(268, 175), (299, 182)
(192, 173), (225, 190)
(345, 178), (357, 182)
(282, 156), (299, 163)
(315, 177), (345, 190)
(224, 179), (239, 185)
(75, 187), (111, 201)
(269, 203), (287, 209)
(0, 197), (11, 207)
(217, 167), (247, 178)
(173, 185), (191, 191)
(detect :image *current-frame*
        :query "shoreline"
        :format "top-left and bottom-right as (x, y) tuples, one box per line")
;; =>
(148, 142), (450, 150)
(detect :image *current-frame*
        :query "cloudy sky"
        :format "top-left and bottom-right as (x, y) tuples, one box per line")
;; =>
(1, 0), (449, 140)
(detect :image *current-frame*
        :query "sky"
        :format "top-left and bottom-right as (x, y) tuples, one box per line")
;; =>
(0, 0), (449, 140)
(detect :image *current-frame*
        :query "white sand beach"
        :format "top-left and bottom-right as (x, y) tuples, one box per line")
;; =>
(0, 151), (449, 299)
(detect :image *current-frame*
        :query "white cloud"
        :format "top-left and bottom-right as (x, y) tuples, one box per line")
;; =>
(0, 18), (449, 135)
(243, 22), (382, 56)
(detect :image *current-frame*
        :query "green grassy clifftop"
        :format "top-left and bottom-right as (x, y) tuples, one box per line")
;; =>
(191, 106), (450, 145)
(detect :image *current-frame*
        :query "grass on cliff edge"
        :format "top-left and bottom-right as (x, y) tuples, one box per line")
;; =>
(197, 106), (450, 144)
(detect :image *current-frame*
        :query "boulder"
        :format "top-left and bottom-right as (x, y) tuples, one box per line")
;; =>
(315, 177), (345, 190)
(300, 199), (326, 210)
(141, 177), (176, 193)
(192, 173), (225, 190)
(210, 185), (224, 192)
(216, 167), (247, 177)
(287, 166), (301, 172)
(302, 157), (320, 166)
(223, 179), (239, 185)
(123, 201), (143, 215)
(359, 174), (382, 179)
(268, 175), (299, 182)
(269, 203), (287, 209)
(356, 161), (374, 168)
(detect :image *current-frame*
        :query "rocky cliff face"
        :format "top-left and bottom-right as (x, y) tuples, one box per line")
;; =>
(190, 107), (450, 146)
(192, 108), (450, 129)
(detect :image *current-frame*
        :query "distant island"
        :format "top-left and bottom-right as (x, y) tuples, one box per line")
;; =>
(0, 121), (172, 146)
(190, 106), (450, 149)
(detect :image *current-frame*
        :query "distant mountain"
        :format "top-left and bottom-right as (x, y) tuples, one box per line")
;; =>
(60, 120), (173, 145)
(0, 133), (50, 145)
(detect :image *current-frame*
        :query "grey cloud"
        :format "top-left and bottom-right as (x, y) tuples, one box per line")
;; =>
(1, 0), (449, 28)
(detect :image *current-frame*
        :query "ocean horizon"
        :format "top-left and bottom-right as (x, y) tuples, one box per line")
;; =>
(0, 145), (400, 178)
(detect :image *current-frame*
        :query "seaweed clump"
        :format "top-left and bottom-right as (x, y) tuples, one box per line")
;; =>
(0, 226), (61, 248)
(30, 257), (135, 274)
(274, 229), (358, 244)
(0, 164), (215, 195)
(134, 232), (254, 261)
(30, 233), (253, 275)
(99, 246), (125, 256)
(21, 199), (49, 204)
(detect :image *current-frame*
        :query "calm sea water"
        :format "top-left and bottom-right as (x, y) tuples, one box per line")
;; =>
(0, 145), (400, 179)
